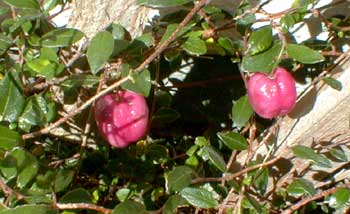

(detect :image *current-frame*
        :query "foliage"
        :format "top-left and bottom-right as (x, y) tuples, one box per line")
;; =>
(0, 0), (349, 213)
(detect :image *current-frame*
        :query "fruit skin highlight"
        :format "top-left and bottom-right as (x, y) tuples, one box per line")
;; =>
(94, 90), (149, 148)
(247, 67), (296, 119)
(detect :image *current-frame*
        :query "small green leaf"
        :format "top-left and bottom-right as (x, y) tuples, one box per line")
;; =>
(18, 95), (48, 132)
(202, 145), (226, 172)
(112, 201), (147, 214)
(253, 167), (269, 196)
(152, 108), (180, 124)
(59, 188), (92, 204)
(0, 34), (12, 55)
(3, 0), (40, 9)
(0, 72), (25, 123)
(232, 95), (253, 128)
(106, 23), (127, 40)
(0, 205), (58, 214)
(166, 166), (194, 193)
(195, 136), (209, 147)
(0, 125), (22, 150)
(61, 74), (100, 88)
(163, 195), (189, 214)
(242, 41), (282, 73)
(54, 169), (74, 193)
(247, 26), (273, 55)
(137, 0), (192, 8)
(218, 37), (235, 55)
(243, 194), (263, 213)
(183, 36), (207, 56)
(292, 145), (332, 168)
(287, 178), (316, 197)
(286, 44), (324, 64)
(121, 66), (151, 97)
(7, 148), (39, 188)
(329, 188), (350, 208)
(217, 131), (248, 151)
(329, 147), (348, 162)
(26, 58), (64, 79)
(40, 28), (84, 48)
(180, 187), (218, 209)
(116, 189), (131, 202)
(87, 31), (114, 74)
(322, 77), (342, 91)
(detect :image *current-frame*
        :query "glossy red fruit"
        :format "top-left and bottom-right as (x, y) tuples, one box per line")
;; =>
(247, 67), (296, 119)
(94, 90), (149, 148)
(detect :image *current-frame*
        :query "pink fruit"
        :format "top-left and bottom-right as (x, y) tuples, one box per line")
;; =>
(94, 90), (149, 148)
(247, 67), (296, 119)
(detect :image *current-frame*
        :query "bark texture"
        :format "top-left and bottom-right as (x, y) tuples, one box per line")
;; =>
(67, 0), (151, 39)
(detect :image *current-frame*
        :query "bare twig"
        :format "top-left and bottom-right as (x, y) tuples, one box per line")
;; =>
(134, 0), (209, 73)
(56, 203), (112, 214)
(281, 183), (350, 214)
(191, 155), (281, 184)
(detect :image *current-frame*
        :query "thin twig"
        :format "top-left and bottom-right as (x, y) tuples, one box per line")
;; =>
(191, 155), (281, 184)
(56, 203), (112, 214)
(281, 183), (350, 214)
(134, 0), (209, 73)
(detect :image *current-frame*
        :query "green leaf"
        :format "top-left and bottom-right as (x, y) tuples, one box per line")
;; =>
(202, 146), (226, 172)
(152, 108), (180, 124)
(253, 167), (269, 196)
(218, 37), (235, 55)
(292, 145), (332, 168)
(194, 136), (209, 147)
(231, 95), (253, 128)
(18, 95), (47, 132)
(61, 74), (99, 88)
(0, 125), (22, 150)
(183, 36), (207, 56)
(54, 169), (74, 193)
(287, 178), (316, 197)
(329, 188), (350, 208)
(3, 0), (40, 9)
(247, 26), (273, 55)
(292, 0), (313, 7)
(116, 189), (131, 202)
(0, 34), (12, 55)
(112, 201), (147, 214)
(180, 187), (218, 209)
(243, 194), (263, 213)
(26, 58), (64, 79)
(59, 188), (92, 204)
(145, 144), (169, 164)
(87, 31), (114, 74)
(137, 0), (192, 8)
(121, 66), (151, 97)
(0, 72), (25, 123)
(166, 166), (194, 193)
(280, 11), (306, 32)
(286, 44), (324, 64)
(0, 205), (58, 214)
(217, 131), (248, 151)
(163, 195), (189, 214)
(40, 28), (84, 48)
(329, 147), (348, 162)
(322, 77), (342, 91)
(242, 41), (282, 73)
(106, 23), (127, 40)
(7, 148), (39, 188)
